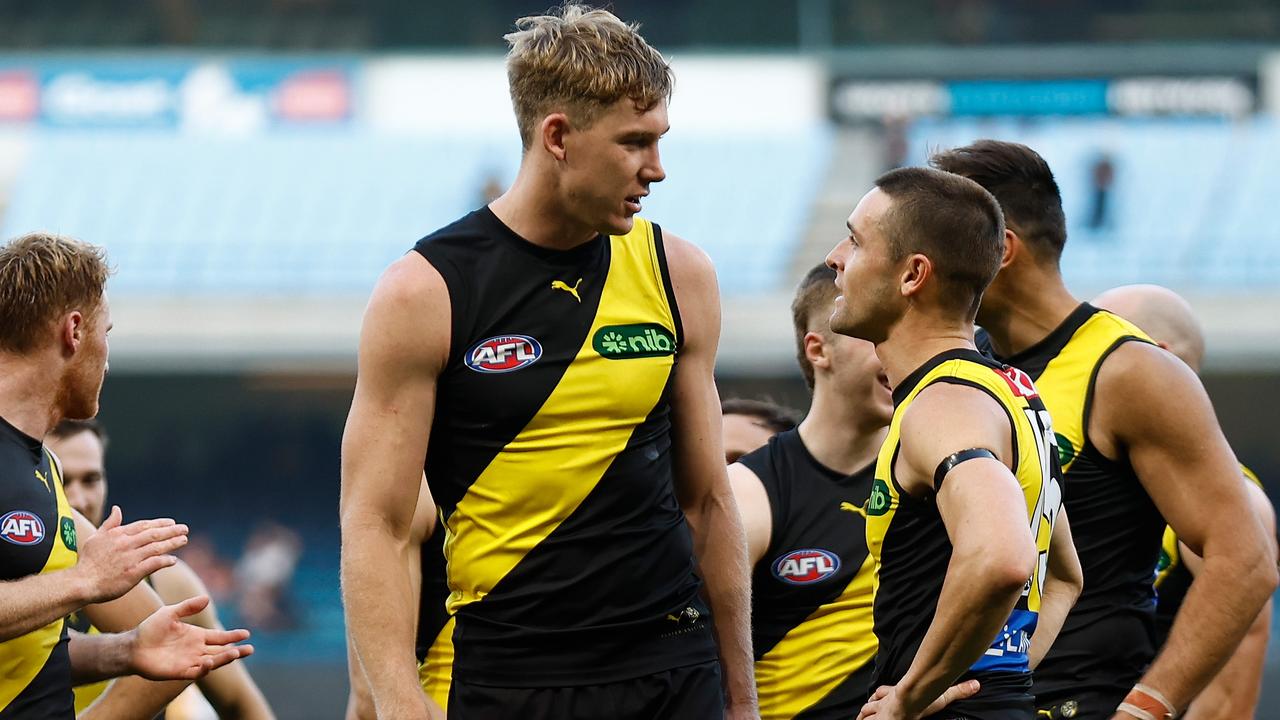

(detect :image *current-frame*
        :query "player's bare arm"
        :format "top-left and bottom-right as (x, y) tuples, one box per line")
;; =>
(149, 558), (275, 719)
(71, 511), (253, 719)
(726, 461), (772, 567)
(346, 475), (438, 720)
(663, 231), (757, 717)
(861, 383), (1033, 720)
(0, 506), (187, 642)
(1179, 481), (1276, 720)
(1029, 507), (1083, 669)
(341, 253), (449, 720)
(1093, 341), (1278, 715)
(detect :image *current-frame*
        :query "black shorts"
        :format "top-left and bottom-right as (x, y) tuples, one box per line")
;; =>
(447, 660), (724, 719)
(1035, 690), (1123, 720)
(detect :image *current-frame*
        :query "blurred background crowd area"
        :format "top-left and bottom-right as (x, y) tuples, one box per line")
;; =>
(3, 1), (1279, 717)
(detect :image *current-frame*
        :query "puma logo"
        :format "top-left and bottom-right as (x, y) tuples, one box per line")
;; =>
(34, 469), (49, 491)
(840, 501), (867, 518)
(551, 278), (582, 302)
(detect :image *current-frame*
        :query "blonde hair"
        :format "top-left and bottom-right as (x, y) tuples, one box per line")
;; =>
(0, 232), (111, 353)
(505, 4), (672, 149)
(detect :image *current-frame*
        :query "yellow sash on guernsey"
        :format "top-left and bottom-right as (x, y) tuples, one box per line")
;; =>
(755, 555), (877, 719)
(0, 450), (79, 710)
(417, 616), (454, 711)
(442, 218), (679, 614)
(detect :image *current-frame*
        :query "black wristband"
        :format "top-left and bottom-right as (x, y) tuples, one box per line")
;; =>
(933, 448), (999, 490)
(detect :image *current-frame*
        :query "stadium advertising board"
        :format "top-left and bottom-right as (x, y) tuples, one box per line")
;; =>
(830, 76), (1256, 123)
(0, 58), (353, 130)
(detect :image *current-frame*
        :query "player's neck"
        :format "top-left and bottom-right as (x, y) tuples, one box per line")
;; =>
(489, 170), (599, 250)
(877, 311), (974, 393)
(981, 268), (1079, 358)
(798, 392), (887, 475)
(0, 356), (62, 441)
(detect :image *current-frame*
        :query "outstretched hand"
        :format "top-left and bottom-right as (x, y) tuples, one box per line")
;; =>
(129, 595), (253, 681)
(76, 506), (189, 604)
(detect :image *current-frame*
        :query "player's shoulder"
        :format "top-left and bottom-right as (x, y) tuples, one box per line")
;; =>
(654, 227), (715, 282)
(1094, 335), (1190, 399)
(413, 208), (496, 254)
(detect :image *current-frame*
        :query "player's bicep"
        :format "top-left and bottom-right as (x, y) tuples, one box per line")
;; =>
(661, 232), (728, 507)
(727, 463), (771, 565)
(341, 254), (449, 537)
(896, 383), (1013, 495)
(1099, 343), (1249, 555)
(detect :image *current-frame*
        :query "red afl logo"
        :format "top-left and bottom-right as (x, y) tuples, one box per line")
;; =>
(465, 335), (543, 374)
(772, 548), (840, 585)
(0, 511), (45, 546)
(996, 366), (1039, 399)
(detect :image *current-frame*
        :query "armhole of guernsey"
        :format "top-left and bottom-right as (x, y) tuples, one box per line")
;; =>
(649, 222), (684, 350)
(1081, 334), (1151, 458)
(411, 246), (465, 370)
(923, 374), (1020, 478)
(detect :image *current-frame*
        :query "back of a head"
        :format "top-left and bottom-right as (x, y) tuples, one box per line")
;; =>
(875, 166), (1006, 320)
(504, 3), (672, 150)
(790, 264), (838, 392)
(930, 140), (1067, 268)
(720, 398), (801, 434)
(0, 232), (110, 354)
(1092, 284), (1205, 371)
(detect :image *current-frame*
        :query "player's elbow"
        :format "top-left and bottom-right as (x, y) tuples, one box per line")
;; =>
(974, 540), (1038, 597)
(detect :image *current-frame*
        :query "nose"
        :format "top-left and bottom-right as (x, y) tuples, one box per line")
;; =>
(642, 147), (666, 184)
(825, 244), (842, 271)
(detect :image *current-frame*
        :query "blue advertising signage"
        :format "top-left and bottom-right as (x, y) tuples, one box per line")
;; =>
(0, 57), (354, 129)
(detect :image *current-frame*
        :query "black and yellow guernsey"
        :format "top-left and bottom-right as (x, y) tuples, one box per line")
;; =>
(980, 304), (1158, 706)
(867, 349), (1063, 715)
(413, 208), (715, 687)
(1153, 465), (1263, 647)
(0, 416), (78, 719)
(738, 429), (877, 719)
(415, 528), (452, 708)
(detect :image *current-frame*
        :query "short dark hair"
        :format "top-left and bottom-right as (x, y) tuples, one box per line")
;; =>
(873, 166), (1005, 320)
(790, 264), (838, 392)
(721, 398), (801, 434)
(929, 140), (1066, 266)
(50, 418), (108, 449)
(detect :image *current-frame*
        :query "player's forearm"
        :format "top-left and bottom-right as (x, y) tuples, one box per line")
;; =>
(1029, 577), (1079, 669)
(79, 674), (190, 720)
(689, 490), (756, 708)
(197, 662), (276, 720)
(340, 513), (429, 718)
(1141, 539), (1277, 710)
(0, 567), (93, 642)
(1181, 598), (1270, 720)
(69, 629), (136, 683)
(898, 547), (1028, 714)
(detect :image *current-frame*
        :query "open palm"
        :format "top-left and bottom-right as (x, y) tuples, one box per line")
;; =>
(131, 596), (253, 680)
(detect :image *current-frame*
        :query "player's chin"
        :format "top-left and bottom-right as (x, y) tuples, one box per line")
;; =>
(604, 213), (635, 235)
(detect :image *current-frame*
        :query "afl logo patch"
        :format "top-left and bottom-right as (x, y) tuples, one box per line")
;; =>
(772, 548), (840, 585)
(465, 335), (542, 374)
(0, 511), (45, 546)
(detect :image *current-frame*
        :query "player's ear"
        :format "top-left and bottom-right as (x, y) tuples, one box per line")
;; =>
(60, 311), (84, 354)
(541, 113), (571, 161)
(900, 253), (931, 298)
(1000, 228), (1021, 269)
(804, 331), (830, 372)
